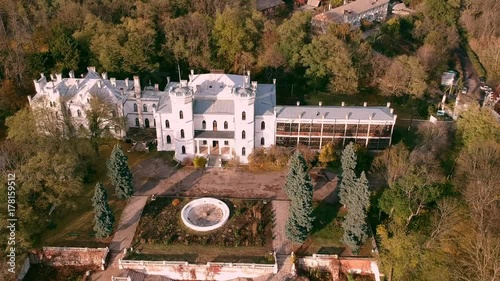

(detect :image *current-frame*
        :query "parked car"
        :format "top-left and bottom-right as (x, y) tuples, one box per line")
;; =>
(479, 76), (486, 85)
(461, 86), (468, 94)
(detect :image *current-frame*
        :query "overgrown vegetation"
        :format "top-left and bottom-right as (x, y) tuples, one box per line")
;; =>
(135, 198), (272, 248)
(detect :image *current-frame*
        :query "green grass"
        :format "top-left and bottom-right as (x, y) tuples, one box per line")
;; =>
(38, 141), (158, 247)
(127, 244), (274, 264)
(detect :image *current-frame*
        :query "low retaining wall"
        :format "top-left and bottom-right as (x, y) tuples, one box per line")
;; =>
(299, 254), (381, 281)
(30, 247), (109, 270)
(119, 260), (278, 280)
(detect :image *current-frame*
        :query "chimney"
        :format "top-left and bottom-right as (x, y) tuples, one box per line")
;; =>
(87, 66), (96, 72)
(125, 78), (129, 88)
(296, 101), (300, 106)
(251, 81), (258, 89)
(97, 80), (102, 88)
(363, 102), (367, 107)
(390, 108), (394, 114)
(50, 74), (56, 80)
(167, 77), (170, 84)
(133, 76), (140, 91)
(110, 78), (116, 87)
(56, 73), (63, 82)
(190, 69), (194, 76)
(102, 72), (108, 80)
(319, 101), (322, 106)
(386, 102), (391, 107)
(155, 84), (159, 91)
(329, 4), (332, 10)
(341, 101), (345, 107)
(273, 79), (276, 85)
(189, 69), (194, 81)
(40, 73), (45, 79)
(33, 80), (40, 92)
(247, 70), (251, 78)
(27, 95), (32, 105)
(69, 70), (75, 78)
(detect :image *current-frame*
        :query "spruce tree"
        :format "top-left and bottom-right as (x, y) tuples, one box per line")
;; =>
(107, 144), (134, 199)
(92, 182), (115, 238)
(339, 142), (357, 207)
(284, 152), (315, 244)
(341, 172), (370, 254)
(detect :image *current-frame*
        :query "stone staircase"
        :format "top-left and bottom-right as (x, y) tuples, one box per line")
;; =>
(207, 155), (222, 167)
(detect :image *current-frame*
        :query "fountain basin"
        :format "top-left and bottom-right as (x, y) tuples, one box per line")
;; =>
(181, 198), (230, 232)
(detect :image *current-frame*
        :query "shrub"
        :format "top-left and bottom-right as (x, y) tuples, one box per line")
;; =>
(248, 145), (291, 171)
(172, 199), (181, 206)
(297, 144), (318, 167)
(193, 156), (207, 168)
(182, 157), (193, 166)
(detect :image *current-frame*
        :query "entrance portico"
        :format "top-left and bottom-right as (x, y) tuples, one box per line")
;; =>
(194, 130), (235, 159)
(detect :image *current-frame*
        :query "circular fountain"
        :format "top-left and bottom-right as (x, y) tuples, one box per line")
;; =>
(181, 198), (230, 232)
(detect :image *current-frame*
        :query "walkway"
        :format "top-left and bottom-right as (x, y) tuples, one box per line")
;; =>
(270, 200), (294, 281)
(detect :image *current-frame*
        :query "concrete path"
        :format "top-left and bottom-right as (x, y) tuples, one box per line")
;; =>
(272, 200), (292, 255)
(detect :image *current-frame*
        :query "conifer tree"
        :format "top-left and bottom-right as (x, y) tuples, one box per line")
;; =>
(284, 152), (315, 244)
(341, 172), (370, 253)
(92, 182), (115, 238)
(339, 142), (357, 207)
(107, 144), (134, 199)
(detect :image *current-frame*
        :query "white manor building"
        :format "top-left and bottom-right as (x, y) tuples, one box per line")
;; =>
(30, 67), (397, 164)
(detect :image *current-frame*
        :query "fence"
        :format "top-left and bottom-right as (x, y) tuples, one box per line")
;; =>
(30, 247), (110, 270)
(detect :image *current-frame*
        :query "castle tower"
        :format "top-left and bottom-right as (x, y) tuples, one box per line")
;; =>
(232, 76), (256, 163)
(169, 80), (195, 161)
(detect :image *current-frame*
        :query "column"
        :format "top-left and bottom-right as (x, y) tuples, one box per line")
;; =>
(196, 140), (200, 155)
(208, 140), (211, 155)
(366, 119), (372, 147)
(219, 140), (222, 155)
(319, 121), (324, 149)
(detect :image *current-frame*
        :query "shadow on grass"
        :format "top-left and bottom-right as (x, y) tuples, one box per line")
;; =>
(310, 202), (341, 235)
(317, 246), (345, 255)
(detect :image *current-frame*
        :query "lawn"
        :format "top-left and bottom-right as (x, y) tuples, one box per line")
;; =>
(38, 141), (161, 247)
(129, 197), (274, 263)
(298, 202), (373, 257)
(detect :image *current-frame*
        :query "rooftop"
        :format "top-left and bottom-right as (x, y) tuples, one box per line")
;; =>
(314, 0), (390, 23)
(193, 99), (235, 115)
(256, 0), (285, 11)
(275, 105), (395, 121)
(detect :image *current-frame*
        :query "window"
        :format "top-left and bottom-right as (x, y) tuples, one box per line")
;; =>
(167, 135), (171, 144)
(165, 120), (170, 128)
(152, 104), (156, 110)
(180, 129), (185, 138)
(242, 130), (246, 139)
(143, 104), (148, 112)
(111, 110), (116, 117)
(213, 120), (217, 131)
(133, 103), (138, 112)
(145, 118), (150, 128)
(181, 146), (186, 154)
(77, 110), (81, 117)
(242, 111), (246, 120)
(135, 118), (140, 127)
(224, 121), (228, 129)
(242, 147), (246, 156)
(261, 121), (265, 130)
(179, 110), (184, 119)
(224, 141), (229, 145)
(203, 140), (207, 145)
(202, 120), (206, 129)
(261, 137), (265, 145)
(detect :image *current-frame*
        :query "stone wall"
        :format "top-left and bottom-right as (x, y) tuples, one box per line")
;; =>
(299, 254), (381, 281)
(119, 260), (277, 280)
(30, 247), (109, 270)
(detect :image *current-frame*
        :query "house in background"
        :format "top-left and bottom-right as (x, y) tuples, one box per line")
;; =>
(391, 2), (416, 16)
(256, 0), (285, 15)
(312, 0), (389, 31)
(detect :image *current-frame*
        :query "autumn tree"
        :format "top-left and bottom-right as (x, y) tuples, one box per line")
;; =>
(277, 11), (311, 70)
(379, 55), (427, 98)
(301, 29), (358, 94)
(318, 142), (336, 167)
(121, 17), (159, 73)
(212, 7), (265, 72)
(107, 144), (134, 199)
(284, 152), (315, 244)
(456, 105), (500, 148)
(92, 182), (115, 238)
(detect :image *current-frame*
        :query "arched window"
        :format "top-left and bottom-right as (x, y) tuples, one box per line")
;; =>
(165, 120), (170, 128)
(67, 108), (71, 116)
(143, 104), (148, 112)
(133, 103), (138, 112)
(111, 110), (116, 117)
(77, 109), (81, 117)
(153, 119), (156, 127)
(224, 121), (228, 129)
(242, 130), (246, 139)
(242, 111), (246, 120)
(213, 120), (217, 131)
(181, 146), (186, 154)
(135, 118), (140, 127)
(261, 121), (265, 130)
(145, 118), (150, 128)
(202, 120), (206, 129)
(166, 135), (171, 144)
(242, 147), (246, 156)
(179, 110), (184, 119)
(180, 129), (185, 138)
(261, 137), (265, 146)
(152, 104), (156, 110)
